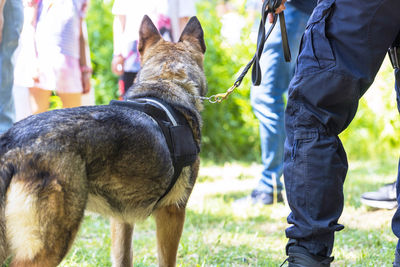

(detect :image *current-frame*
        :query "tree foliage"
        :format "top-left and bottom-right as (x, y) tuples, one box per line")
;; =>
(86, 0), (119, 104)
(196, 0), (261, 162)
(340, 60), (400, 161)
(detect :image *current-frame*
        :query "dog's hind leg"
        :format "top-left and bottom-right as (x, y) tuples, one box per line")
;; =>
(154, 205), (186, 267)
(5, 159), (88, 267)
(110, 218), (134, 267)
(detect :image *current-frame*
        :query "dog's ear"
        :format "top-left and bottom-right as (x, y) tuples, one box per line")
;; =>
(178, 16), (206, 54)
(138, 15), (162, 56)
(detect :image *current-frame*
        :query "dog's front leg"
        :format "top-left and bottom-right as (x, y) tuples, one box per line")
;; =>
(154, 205), (185, 267)
(111, 218), (134, 267)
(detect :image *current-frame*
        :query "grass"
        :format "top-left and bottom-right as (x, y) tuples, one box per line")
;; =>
(55, 158), (399, 266)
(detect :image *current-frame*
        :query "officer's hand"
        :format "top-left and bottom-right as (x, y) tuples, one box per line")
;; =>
(262, 0), (287, 23)
(111, 55), (124, 76)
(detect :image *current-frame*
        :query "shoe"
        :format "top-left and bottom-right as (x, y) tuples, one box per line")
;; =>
(250, 189), (283, 205)
(360, 182), (398, 210)
(281, 245), (333, 267)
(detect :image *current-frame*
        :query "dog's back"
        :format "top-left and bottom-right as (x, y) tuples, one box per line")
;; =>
(0, 105), (173, 264)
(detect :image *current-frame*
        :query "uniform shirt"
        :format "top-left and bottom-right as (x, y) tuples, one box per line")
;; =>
(246, 0), (317, 16)
(289, 0), (317, 14)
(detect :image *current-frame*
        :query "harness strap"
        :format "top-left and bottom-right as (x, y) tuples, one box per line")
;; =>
(138, 98), (178, 126)
(109, 98), (199, 207)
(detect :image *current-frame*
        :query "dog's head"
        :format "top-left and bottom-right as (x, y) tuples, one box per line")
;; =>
(136, 15), (207, 98)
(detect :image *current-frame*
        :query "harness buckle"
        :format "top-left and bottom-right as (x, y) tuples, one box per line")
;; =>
(389, 46), (400, 69)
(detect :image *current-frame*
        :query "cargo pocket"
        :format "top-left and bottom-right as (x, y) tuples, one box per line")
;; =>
(291, 130), (318, 161)
(286, 128), (318, 208)
(296, 0), (336, 74)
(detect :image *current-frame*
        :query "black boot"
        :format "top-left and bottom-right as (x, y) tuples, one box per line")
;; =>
(283, 245), (333, 267)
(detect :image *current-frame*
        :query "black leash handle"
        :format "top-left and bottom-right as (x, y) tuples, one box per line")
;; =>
(252, 0), (291, 86)
(206, 0), (291, 103)
(279, 11), (291, 62)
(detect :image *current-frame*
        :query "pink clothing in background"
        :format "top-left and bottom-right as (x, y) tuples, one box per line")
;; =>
(34, 0), (88, 93)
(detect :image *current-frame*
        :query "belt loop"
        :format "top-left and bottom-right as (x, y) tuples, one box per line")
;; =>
(389, 46), (400, 69)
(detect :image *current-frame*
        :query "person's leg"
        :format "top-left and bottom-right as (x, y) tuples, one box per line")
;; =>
(393, 157), (400, 267)
(0, 0), (23, 134)
(29, 87), (52, 114)
(284, 0), (400, 260)
(122, 71), (137, 94)
(392, 67), (400, 266)
(58, 93), (82, 108)
(55, 55), (83, 108)
(250, 4), (309, 202)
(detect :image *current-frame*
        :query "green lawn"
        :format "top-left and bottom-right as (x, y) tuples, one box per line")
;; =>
(58, 159), (398, 267)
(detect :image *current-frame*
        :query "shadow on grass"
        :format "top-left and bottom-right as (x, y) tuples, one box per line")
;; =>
(177, 240), (286, 266)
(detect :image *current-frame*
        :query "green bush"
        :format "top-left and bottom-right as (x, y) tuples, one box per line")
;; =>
(86, 0), (119, 104)
(196, 0), (261, 162)
(340, 59), (400, 161)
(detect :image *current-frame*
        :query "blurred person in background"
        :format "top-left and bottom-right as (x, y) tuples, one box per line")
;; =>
(0, 0), (23, 134)
(111, 0), (172, 98)
(12, 0), (38, 120)
(13, 0), (94, 120)
(239, 0), (317, 205)
(111, 0), (196, 98)
(27, 0), (91, 114)
(168, 0), (196, 42)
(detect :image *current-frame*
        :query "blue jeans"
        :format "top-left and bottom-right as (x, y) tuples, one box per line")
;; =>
(284, 0), (400, 257)
(0, 0), (23, 134)
(250, 3), (310, 194)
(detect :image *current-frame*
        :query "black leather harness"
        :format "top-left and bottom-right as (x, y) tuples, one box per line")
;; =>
(109, 98), (200, 205)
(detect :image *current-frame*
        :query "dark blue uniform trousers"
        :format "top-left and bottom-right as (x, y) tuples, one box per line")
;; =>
(284, 0), (400, 257)
(392, 67), (400, 253)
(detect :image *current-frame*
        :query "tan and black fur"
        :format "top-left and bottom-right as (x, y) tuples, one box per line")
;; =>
(0, 15), (207, 267)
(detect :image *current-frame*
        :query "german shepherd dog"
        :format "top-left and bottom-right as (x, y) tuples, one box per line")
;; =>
(0, 15), (206, 267)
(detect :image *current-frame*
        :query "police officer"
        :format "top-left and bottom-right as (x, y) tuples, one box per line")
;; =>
(270, 0), (400, 265)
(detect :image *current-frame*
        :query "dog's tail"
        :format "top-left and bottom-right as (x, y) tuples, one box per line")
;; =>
(0, 160), (14, 262)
